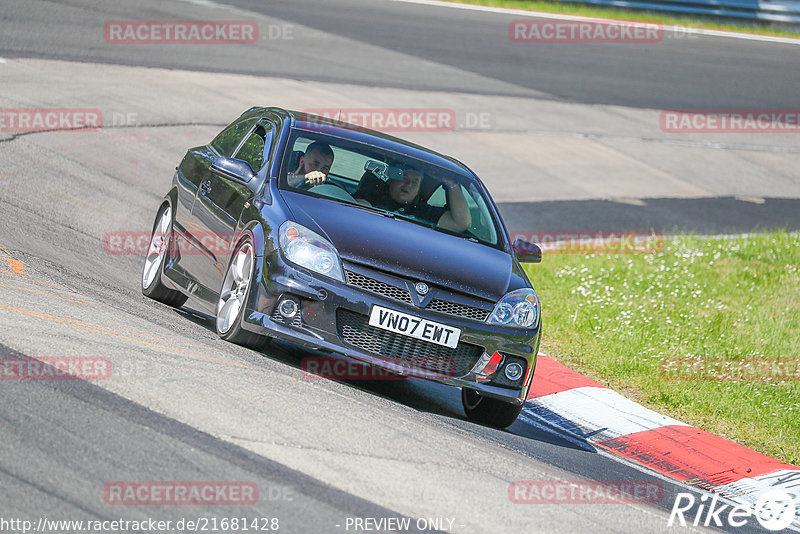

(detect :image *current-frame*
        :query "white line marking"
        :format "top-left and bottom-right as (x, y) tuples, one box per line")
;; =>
(175, 0), (225, 7)
(390, 0), (800, 45)
(522, 396), (800, 532)
(606, 449), (800, 532)
(528, 358), (800, 529)
(734, 195), (766, 204)
(525, 386), (689, 441)
(665, 231), (800, 241)
(716, 470), (800, 529)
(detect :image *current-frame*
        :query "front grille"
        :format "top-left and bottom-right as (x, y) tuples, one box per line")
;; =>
(336, 309), (483, 377)
(427, 299), (491, 321)
(344, 269), (491, 322)
(345, 270), (412, 304)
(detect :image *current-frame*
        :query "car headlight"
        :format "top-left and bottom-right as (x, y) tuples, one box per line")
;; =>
(487, 288), (539, 328)
(279, 222), (344, 282)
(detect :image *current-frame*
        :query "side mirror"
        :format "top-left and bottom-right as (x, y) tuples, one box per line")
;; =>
(211, 157), (255, 184)
(512, 238), (542, 264)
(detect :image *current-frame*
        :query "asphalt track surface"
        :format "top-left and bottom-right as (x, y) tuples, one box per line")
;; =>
(2, 0), (799, 232)
(3, 0), (800, 109)
(0, 0), (797, 533)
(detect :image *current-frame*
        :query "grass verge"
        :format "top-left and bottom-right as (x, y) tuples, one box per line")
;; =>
(523, 230), (800, 464)
(442, 0), (800, 38)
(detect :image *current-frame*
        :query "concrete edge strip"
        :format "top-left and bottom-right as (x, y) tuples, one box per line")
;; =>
(525, 354), (800, 526)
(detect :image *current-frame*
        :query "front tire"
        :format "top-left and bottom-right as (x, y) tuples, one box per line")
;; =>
(462, 388), (523, 428)
(141, 204), (188, 308)
(215, 236), (269, 351)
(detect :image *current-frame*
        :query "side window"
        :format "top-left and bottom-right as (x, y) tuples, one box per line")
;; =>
(236, 126), (265, 171)
(234, 122), (276, 172)
(210, 118), (257, 157)
(428, 185), (472, 207)
(465, 185), (498, 244)
(428, 183), (497, 244)
(427, 186), (446, 207)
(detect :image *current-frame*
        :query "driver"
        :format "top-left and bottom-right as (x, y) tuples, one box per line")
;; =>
(287, 142), (334, 188)
(356, 166), (471, 233)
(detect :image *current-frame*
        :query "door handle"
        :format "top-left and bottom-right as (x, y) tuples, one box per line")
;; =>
(199, 181), (212, 194)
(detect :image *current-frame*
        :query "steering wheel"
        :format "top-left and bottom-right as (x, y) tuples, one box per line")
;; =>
(307, 183), (358, 203)
(295, 177), (316, 191)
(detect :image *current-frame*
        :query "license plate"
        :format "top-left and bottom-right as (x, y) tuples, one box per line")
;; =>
(368, 305), (461, 349)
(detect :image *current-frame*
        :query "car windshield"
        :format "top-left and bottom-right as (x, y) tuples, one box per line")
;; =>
(280, 130), (503, 248)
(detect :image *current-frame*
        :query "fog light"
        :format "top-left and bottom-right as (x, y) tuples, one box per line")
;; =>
(278, 298), (298, 318)
(504, 362), (523, 381)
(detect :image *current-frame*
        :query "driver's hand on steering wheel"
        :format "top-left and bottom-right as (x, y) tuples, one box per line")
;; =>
(305, 171), (327, 186)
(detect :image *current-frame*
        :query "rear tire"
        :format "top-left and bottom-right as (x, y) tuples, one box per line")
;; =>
(215, 236), (269, 351)
(141, 204), (188, 308)
(462, 388), (523, 428)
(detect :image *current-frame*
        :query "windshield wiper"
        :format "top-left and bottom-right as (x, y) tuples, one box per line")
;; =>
(390, 212), (436, 229)
(348, 202), (435, 228)
(347, 201), (395, 218)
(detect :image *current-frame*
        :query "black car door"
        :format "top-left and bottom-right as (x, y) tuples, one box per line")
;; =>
(172, 145), (214, 282)
(189, 119), (275, 304)
(173, 117), (259, 305)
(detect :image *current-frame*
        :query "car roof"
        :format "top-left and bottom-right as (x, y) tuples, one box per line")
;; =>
(249, 107), (479, 179)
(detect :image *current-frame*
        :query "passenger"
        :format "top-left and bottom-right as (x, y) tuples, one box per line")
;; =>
(356, 166), (471, 233)
(287, 142), (334, 188)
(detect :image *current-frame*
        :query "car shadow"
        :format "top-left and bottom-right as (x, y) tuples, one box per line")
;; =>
(173, 306), (215, 330)
(170, 305), (591, 452)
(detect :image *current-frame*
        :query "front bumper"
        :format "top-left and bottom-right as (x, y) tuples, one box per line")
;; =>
(241, 252), (541, 404)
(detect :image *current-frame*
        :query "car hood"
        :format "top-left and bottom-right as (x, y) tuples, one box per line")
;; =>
(280, 191), (514, 301)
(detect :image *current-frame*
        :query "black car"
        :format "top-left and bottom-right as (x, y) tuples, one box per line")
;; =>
(141, 107), (542, 428)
